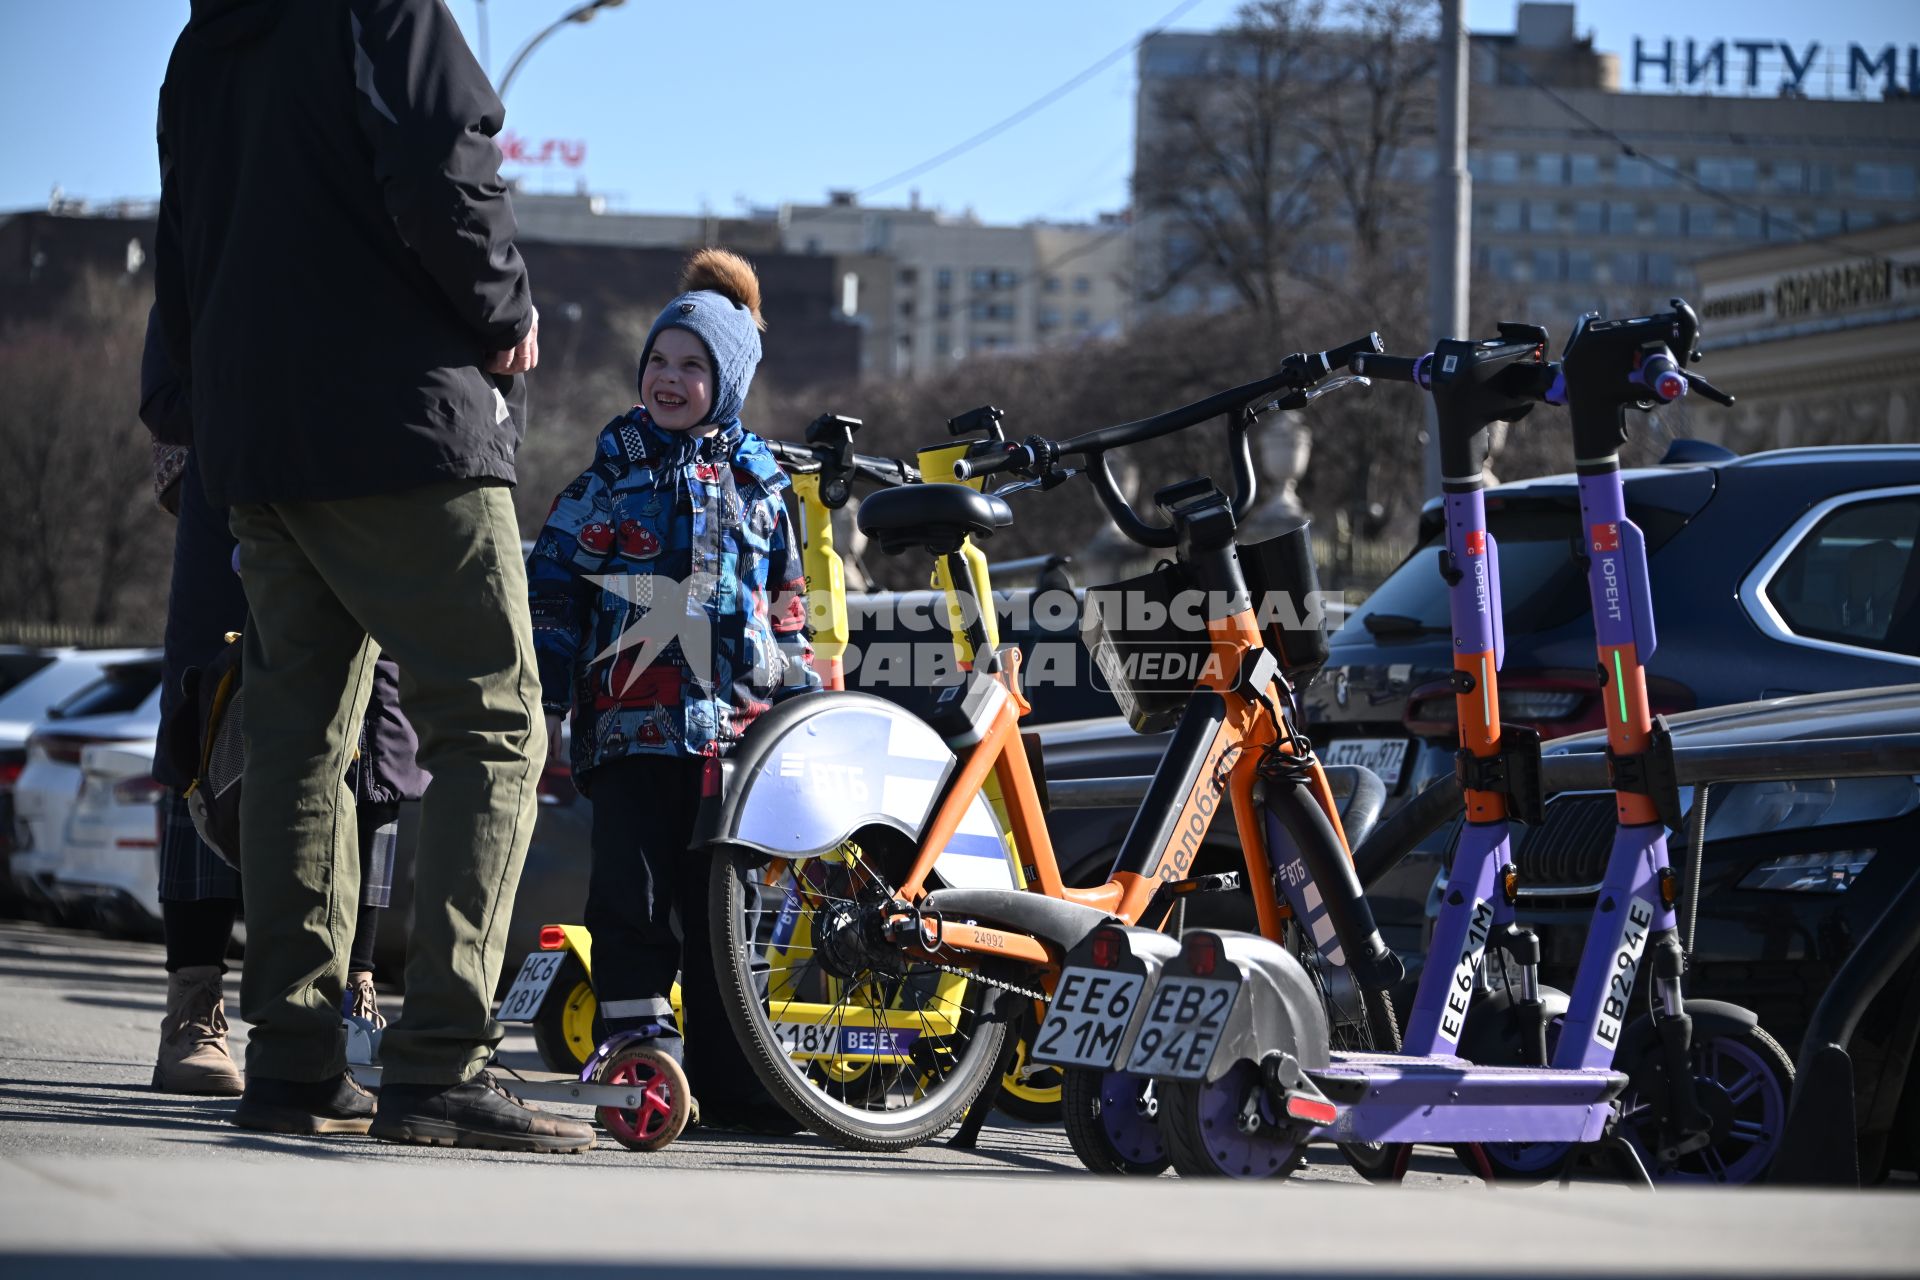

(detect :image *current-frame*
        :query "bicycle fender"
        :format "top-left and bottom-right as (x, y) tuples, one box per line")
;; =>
(1155, 930), (1331, 1084)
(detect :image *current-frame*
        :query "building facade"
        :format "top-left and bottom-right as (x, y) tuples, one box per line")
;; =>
(1693, 218), (1920, 450)
(1132, 2), (1920, 327)
(513, 189), (1133, 382)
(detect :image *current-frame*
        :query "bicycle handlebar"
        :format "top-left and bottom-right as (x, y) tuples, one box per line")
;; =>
(765, 437), (920, 487)
(1350, 352), (1430, 388)
(951, 333), (1380, 547)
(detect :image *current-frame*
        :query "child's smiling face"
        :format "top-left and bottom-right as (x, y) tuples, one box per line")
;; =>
(641, 327), (715, 432)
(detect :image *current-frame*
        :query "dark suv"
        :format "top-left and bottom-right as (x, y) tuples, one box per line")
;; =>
(1307, 445), (1920, 819)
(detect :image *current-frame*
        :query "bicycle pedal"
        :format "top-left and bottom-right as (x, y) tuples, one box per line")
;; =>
(1167, 872), (1241, 896)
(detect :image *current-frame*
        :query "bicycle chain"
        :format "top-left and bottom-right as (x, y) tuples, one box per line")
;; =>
(921, 955), (1048, 1003)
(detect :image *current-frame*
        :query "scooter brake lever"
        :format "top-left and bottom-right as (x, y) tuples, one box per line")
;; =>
(1683, 372), (1735, 407)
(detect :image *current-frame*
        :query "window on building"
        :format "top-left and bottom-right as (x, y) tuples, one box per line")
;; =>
(1854, 163), (1918, 200)
(898, 298), (915, 319)
(1615, 156), (1653, 188)
(1653, 204), (1684, 237)
(1574, 201), (1605, 234)
(1565, 249), (1595, 284)
(1686, 205), (1722, 238)
(1483, 245), (1517, 281)
(1767, 208), (1800, 241)
(1568, 154), (1601, 186)
(1073, 308), (1094, 328)
(897, 268), (918, 288)
(1606, 202), (1639, 235)
(1646, 156), (1680, 189)
(1482, 151), (1521, 184)
(935, 299), (952, 320)
(1533, 153), (1565, 185)
(996, 269), (1021, 289)
(936, 268), (953, 290)
(1043, 276), (1062, 293)
(1607, 251), (1639, 284)
(1645, 252), (1676, 285)
(969, 268), (994, 291)
(1073, 275), (1092, 294)
(1814, 208), (1844, 235)
(1530, 249), (1561, 283)
(1491, 199), (1525, 232)
(1731, 207), (1764, 239)
(935, 330), (951, 356)
(1764, 496), (1920, 655)
(1768, 160), (1805, 193)
(1038, 307), (1061, 330)
(1849, 210), (1882, 231)
(1697, 157), (1758, 192)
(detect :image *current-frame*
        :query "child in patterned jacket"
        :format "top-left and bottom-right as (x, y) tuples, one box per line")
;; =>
(528, 248), (815, 1129)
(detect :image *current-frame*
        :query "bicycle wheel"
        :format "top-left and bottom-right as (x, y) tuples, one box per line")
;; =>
(1334, 983), (1402, 1181)
(1061, 1069), (1169, 1175)
(995, 1035), (1063, 1124)
(1161, 1061), (1306, 1179)
(707, 837), (1008, 1151)
(530, 957), (601, 1073)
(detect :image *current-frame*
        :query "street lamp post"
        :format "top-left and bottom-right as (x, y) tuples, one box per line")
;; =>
(497, 0), (626, 100)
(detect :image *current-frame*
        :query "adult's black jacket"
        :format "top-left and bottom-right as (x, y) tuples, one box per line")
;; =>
(155, 0), (534, 507)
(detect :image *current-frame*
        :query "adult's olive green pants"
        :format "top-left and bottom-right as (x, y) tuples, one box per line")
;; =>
(228, 479), (544, 1086)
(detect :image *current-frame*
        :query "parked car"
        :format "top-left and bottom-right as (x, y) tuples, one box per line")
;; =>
(8, 654), (164, 919)
(1307, 444), (1920, 848)
(1386, 685), (1920, 1181)
(52, 743), (166, 935)
(0, 648), (158, 911)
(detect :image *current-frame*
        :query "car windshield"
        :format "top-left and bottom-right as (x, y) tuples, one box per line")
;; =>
(1337, 499), (1693, 643)
(48, 664), (162, 720)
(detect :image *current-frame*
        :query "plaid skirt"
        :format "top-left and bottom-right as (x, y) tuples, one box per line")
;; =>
(158, 790), (396, 909)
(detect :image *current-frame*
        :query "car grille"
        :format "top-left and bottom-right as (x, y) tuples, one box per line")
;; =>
(1515, 792), (1616, 891)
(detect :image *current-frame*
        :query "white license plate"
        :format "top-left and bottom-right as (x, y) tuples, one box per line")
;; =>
(497, 951), (567, 1022)
(773, 1022), (917, 1061)
(1124, 976), (1240, 1080)
(1032, 967), (1145, 1070)
(1323, 736), (1411, 788)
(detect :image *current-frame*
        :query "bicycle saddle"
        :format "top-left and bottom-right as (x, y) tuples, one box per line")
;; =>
(856, 483), (1013, 555)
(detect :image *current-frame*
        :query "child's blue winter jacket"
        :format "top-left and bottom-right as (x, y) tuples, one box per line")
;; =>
(529, 409), (815, 783)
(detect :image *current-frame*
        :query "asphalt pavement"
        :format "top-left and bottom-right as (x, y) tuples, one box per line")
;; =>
(2, 918), (1916, 1278)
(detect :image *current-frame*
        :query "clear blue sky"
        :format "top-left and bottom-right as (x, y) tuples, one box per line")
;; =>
(0, 0), (1908, 224)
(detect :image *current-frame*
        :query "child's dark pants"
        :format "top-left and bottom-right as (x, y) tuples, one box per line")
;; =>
(583, 753), (767, 1110)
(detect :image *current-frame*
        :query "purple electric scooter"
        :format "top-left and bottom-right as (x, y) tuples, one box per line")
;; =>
(1045, 304), (1784, 1182)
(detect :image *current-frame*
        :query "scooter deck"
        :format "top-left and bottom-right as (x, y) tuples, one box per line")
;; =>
(347, 1063), (654, 1112)
(1309, 1051), (1626, 1146)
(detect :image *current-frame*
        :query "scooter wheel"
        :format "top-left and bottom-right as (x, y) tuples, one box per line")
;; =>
(1161, 1062), (1305, 1179)
(1061, 1069), (1170, 1175)
(595, 1045), (692, 1152)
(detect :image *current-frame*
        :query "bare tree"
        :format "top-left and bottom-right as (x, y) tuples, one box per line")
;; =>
(0, 272), (171, 639)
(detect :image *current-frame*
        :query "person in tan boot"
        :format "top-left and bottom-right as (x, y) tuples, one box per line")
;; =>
(155, 963), (244, 1096)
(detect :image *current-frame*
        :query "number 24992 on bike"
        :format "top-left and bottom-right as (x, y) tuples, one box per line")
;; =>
(1032, 968), (1145, 1070)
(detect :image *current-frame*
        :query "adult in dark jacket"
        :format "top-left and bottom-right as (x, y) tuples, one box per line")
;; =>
(141, 305), (427, 1097)
(155, 0), (585, 1152)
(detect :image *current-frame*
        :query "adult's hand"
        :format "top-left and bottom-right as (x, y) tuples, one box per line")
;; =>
(488, 306), (539, 375)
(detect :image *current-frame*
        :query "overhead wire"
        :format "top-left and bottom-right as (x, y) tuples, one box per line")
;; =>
(787, 0), (1206, 226)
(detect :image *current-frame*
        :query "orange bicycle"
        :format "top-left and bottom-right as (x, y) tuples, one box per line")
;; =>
(698, 335), (1403, 1152)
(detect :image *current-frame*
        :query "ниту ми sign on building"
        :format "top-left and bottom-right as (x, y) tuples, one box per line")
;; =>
(1629, 36), (1918, 98)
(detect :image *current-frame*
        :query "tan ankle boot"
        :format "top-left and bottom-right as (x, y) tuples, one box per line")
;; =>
(153, 965), (245, 1096)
